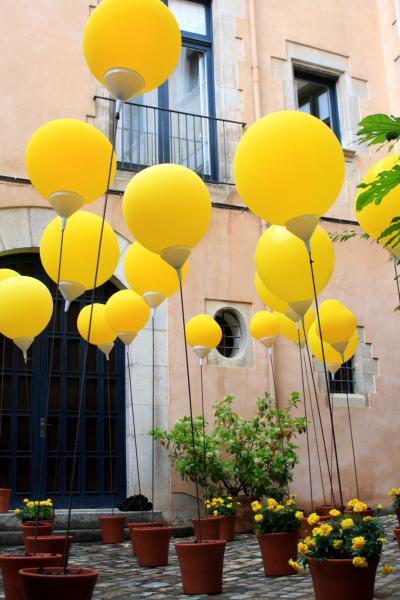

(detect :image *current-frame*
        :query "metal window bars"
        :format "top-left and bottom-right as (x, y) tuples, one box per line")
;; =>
(329, 358), (355, 394)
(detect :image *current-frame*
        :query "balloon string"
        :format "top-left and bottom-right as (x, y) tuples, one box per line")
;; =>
(301, 341), (326, 506)
(394, 259), (400, 306)
(178, 278), (202, 541)
(297, 330), (313, 511)
(303, 333), (335, 505)
(151, 310), (155, 525)
(0, 337), (6, 452)
(268, 348), (289, 496)
(308, 250), (344, 508)
(127, 347), (144, 518)
(63, 104), (121, 571)
(106, 358), (115, 516)
(346, 390), (360, 499)
(199, 361), (208, 509)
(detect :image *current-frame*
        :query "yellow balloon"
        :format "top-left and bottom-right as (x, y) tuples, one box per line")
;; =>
(274, 307), (315, 347)
(316, 299), (357, 348)
(234, 110), (344, 226)
(105, 289), (150, 345)
(256, 225), (335, 311)
(0, 269), (20, 283)
(122, 164), (211, 269)
(249, 311), (280, 347)
(25, 120), (116, 219)
(185, 314), (222, 357)
(0, 276), (53, 359)
(308, 323), (358, 369)
(124, 242), (189, 308)
(356, 154), (400, 257)
(77, 304), (116, 357)
(255, 272), (289, 313)
(40, 211), (120, 306)
(83, 0), (181, 100)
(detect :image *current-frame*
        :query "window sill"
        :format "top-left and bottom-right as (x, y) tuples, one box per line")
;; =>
(343, 147), (356, 159)
(330, 393), (368, 408)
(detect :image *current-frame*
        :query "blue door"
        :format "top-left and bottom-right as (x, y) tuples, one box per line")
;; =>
(0, 253), (126, 508)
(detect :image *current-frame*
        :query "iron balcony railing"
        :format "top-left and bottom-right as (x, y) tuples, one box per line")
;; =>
(94, 96), (246, 185)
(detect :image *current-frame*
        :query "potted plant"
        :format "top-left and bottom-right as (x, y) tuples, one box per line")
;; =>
(175, 539), (226, 595)
(15, 499), (54, 549)
(205, 496), (240, 542)
(24, 535), (74, 561)
(291, 513), (392, 599)
(253, 496), (302, 576)
(345, 498), (374, 518)
(299, 508), (335, 539)
(0, 488), (11, 513)
(0, 553), (62, 600)
(132, 525), (172, 567)
(388, 486), (400, 525)
(19, 567), (98, 600)
(98, 513), (126, 544)
(128, 520), (164, 556)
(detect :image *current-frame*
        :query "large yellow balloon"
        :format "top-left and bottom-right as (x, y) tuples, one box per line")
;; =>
(249, 311), (280, 348)
(83, 0), (181, 100)
(256, 225), (335, 312)
(124, 242), (189, 309)
(77, 303), (116, 359)
(255, 272), (289, 313)
(356, 155), (400, 257)
(274, 307), (315, 347)
(122, 164), (211, 269)
(0, 269), (20, 283)
(26, 120), (116, 219)
(308, 323), (358, 372)
(233, 110), (344, 226)
(185, 314), (222, 359)
(40, 211), (120, 306)
(0, 276), (53, 359)
(105, 289), (150, 345)
(316, 299), (357, 351)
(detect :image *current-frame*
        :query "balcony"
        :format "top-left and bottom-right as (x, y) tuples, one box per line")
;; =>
(95, 96), (246, 185)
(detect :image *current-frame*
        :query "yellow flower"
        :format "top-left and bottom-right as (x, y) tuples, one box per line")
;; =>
(15, 509), (20, 514)
(312, 527), (321, 537)
(288, 558), (303, 572)
(307, 512), (320, 526)
(381, 564), (393, 575)
(34, 501), (39, 506)
(319, 524), (333, 537)
(353, 556), (368, 569)
(295, 511), (304, 520)
(252, 501), (262, 513)
(27, 502), (34, 509)
(211, 501), (217, 507)
(227, 496), (232, 501)
(290, 493), (297, 498)
(351, 536), (366, 552)
(218, 498), (224, 504)
(363, 516), (372, 522)
(341, 518), (354, 530)
(267, 498), (278, 509)
(377, 537), (387, 544)
(352, 501), (368, 513)
(254, 513), (264, 523)
(275, 504), (284, 512)
(376, 504), (383, 511)
(333, 539), (343, 550)
(329, 509), (341, 517)
(298, 542), (308, 555)
(347, 498), (358, 507)
(304, 536), (316, 548)
(23, 499), (29, 503)
(226, 503), (232, 509)
(213, 510), (218, 516)
(286, 498), (295, 506)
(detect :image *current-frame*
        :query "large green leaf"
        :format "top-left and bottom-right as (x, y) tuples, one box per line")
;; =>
(356, 163), (400, 210)
(357, 113), (400, 147)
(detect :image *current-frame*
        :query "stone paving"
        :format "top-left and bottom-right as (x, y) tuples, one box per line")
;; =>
(1, 517), (399, 599)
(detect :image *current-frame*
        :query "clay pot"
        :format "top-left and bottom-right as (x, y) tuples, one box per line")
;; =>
(0, 489), (11, 513)
(128, 521), (164, 556)
(0, 553), (62, 600)
(22, 524), (53, 551)
(299, 515), (330, 539)
(315, 505), (345, 516)
(192, 516), (221, 541)
(234, 495), (258, 533)
(308, 557), (378, 600)
(175, 540), (226, 595)
(20, 567), (98, 600)
(256, 531), (298, 576)
(132, 526), (171, 567)
(98, 515), (126, 544)
(344, 508), (374, 518)
(219, 515), (236, 542)
(394, 527), (400, 551)
(25, 535), (74, 560)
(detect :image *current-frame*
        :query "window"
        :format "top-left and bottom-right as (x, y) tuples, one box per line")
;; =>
(214, 308), (244, 358)
(116, 0), (216, 179)
(295, 69), (340, 140)
(329, 359), (355, 394)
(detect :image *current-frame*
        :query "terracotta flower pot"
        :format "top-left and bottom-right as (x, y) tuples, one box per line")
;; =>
(25, 535), (74, 560)
(22, 524), (53, 551)
(0, 489), (11, 513)
(394, 527), (400, 551)
(219, 515), (236, 542)
(98, 515), (126, 544)
(175, 540), (226, 595)
(128, 521), (164, 556)
(344, 507), (374, 518)
(299, 515), (330, 539)
(192, 516), (221, 541)
(20, 567), (98, 600)
(315, 505), (345, 516)
(257, 531), (299, 576)
(308, 557), (378, 600)
(132, 526), (171, 567)
(234, 495), (257, 533)
(0, 553), (62, 600)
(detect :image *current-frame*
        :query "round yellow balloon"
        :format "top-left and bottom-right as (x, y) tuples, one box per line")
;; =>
(233, 110), (344, 225)
(185, 314), (222, 350)
(274, 307), (315, 346)
(105, 289), (150, 344)
(26, 120), (116, 216)
(308, 322), (358, 366)
(256, 225), (335, 304)
(77, 303), (116, 346)
(255, 272), (289, 313)
(356, 154), (400, 257)
(40, 211), (120, 297)
(83, 0), (181, 98)
(122, 164), (211, 267)
(249, 311), (280, 340)
(316, 299), (357, 344)
(0, 269), (20, 283)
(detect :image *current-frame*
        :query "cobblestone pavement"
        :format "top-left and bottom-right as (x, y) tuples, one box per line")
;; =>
(1, 517), (399, 599)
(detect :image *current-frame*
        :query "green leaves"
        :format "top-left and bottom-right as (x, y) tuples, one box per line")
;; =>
(356, 163), (400, 211)
(357, 114), (400, 148)
(378, 216), (400, 250)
